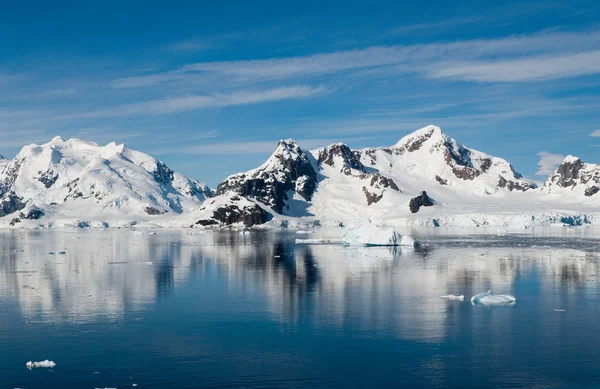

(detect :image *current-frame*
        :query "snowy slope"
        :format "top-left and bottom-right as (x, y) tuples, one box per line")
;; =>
(0, 128), (598, 229)
(0, 137), (212, 227)
(210, 125), (600, 228)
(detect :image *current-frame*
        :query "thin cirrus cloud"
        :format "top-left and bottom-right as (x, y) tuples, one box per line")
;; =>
(114, 85), (327, 116)
(110, 29), (600, 88)
(536, 151), (566, 176)
(590, 130), (600, 137)
(428, 51), (600, 82)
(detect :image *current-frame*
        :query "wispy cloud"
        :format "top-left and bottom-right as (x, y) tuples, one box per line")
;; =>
(110, 29), (600, 88)
(112, 85), (327, 116)
(536, 151), (565, 176)
(428, 51), (600, 82)
(590, 130), (600, 137)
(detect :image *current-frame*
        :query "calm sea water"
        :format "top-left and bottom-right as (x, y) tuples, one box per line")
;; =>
(1, 229), (599, 388)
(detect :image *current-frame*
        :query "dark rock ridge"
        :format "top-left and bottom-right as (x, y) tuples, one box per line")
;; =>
(0, 192), (26, 217)
(195, 197), (269, 227)
(145, 206), (167, 215)
(318, 144), (401, 205)
(9, 206), (45, 226)
(497, 176), (533, 192)
(544, 157), (600, 195)
(217, 140), (318, 214)
(435, 175), (448, 185)
(37, 170), (59, 188)
(409, 191), (435, 214)
(555, 158), (584, 187)
(585, 186), (599, 197)
(317, 143), (364, 175)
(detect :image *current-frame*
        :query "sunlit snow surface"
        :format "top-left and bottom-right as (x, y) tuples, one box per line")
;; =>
(1, 228), (600, 388)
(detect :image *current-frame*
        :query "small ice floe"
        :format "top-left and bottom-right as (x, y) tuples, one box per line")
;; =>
(58, 251), (66, 255)
(239, 230), (250, 235)
(295, 238), (331, 244)
(46, 251), (55, 255)
(138, 261), (154, 265)
(554, 309), (566, 312)
(471, 291), (516, 306)
(296, 230), (314, 234)
(342, 220), (419, 247)
(440, 294), (465, 301)
(26, 360), (56, 370)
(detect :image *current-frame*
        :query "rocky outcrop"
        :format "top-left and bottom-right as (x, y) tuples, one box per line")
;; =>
(217, 140), (317, 214)
(409, 191), (435, 213)
(36, 170), (58, 188)
(0, 192), (26, 217)
(435, 175), (448, 185)
(585, 186), (599, 197)
(543, 156), (600, 196)
(497, 176), (534, 192)
(362, 187), (383, 205)
(195, 195), (269, 227)
(145, 206), (167, 215)
(317, 143), (365, 175)
(452, 166), (480, 180)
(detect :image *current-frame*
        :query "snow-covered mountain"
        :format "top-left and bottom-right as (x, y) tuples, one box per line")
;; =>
(200, 125), (598, 228)
(0, 127), (598, 229)
(0, 137), (212, 227)
(542, 156), (600, 199)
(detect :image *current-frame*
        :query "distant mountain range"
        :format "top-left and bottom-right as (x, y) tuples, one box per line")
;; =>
(1, 126), (598, 228)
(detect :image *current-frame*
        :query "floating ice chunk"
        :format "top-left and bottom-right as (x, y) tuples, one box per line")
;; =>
(342, 221), (418, 247)
(441, 294), (465, 300)
(471, 290), (516, 305)
(295, 238), (329, 244)
(138, 261), (154, 265)
(554, 309), (566, 312)
(296, 230), (313, 234)
(26, 360), (56, 369)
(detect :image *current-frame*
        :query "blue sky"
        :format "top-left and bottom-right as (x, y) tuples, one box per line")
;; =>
(1, 0), (599, 185)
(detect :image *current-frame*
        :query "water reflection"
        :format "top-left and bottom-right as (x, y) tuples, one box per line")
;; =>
(0, 230), (598, 335)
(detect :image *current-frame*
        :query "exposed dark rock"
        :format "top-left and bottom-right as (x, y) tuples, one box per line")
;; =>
(452, 167), (480, 180)
(217, 140), (317, 213)
(318, 143), (365, 175)
(480, 158), (492, 172)
(405, 128), (436, 152)
(195, 219), (218, 226)
(19, 207), (44, 220)
(0, 192), (26, 217)
(497, 176), (534, 192)
(585, 186), (599, 197)
(555, 158), (583, 187)
(36, 170), (58, 188)
(9, 218), (21, 226)
(368, 173), (400, 191)
(435, 175), (448, 185)
(145, 206), (167, 215)
(197, 202), (269, 227)
(409, 191), (435, 213)
(153, 161), (174, 185)
(362, 187), (383, 205)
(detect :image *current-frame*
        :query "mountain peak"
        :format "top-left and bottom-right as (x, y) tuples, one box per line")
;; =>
(562, 155), (581, 164)
(392, 125), (446, 150)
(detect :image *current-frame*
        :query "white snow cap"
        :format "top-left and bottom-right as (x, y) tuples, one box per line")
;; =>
(26, 360), (56, 369)
(562, 155), (581, 164)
